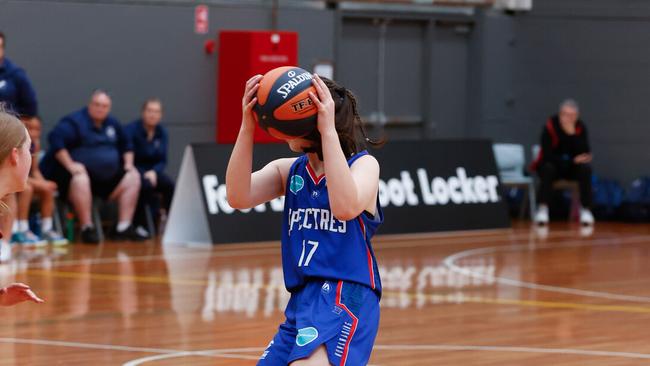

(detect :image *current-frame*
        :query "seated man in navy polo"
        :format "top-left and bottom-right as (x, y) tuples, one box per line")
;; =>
(126, 98), (175, 236)
(40, 90), (146, 243)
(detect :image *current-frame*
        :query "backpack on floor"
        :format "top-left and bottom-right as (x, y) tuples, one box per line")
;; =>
(591, 176), (624, 220)
(620, 177), (650, 222)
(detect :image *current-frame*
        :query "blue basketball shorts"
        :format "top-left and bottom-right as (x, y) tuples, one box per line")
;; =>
(257, 279), (380, 366)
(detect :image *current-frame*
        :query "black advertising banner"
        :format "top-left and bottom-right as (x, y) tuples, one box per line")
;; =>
(195, 143), (293, 244)
(163, 140), (510, 246)
(370, 140), (510, 233)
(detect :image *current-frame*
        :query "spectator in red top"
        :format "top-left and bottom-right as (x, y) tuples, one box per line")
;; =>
(532, 99), (594, 225)
(0, 108), (45, 305)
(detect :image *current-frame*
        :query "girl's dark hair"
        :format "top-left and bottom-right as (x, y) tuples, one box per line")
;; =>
(303, 77), (385, 160)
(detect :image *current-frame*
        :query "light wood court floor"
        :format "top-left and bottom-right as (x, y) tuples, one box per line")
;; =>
(1, 222), (650, 365)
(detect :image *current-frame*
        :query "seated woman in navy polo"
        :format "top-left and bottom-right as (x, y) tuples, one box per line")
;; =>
(40, 90), (147, 243)
(126, 98), (175, 236)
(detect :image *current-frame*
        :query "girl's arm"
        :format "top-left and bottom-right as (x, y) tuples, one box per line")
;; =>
(226, 75), (295, 209)
(309, 75), (379, 221)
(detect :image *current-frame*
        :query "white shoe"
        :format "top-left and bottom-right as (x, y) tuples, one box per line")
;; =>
(534, 225), (549, 239)
(534, 206), (549, 225)
(580, 225), (594, 237)
(135, 226), (150, 239)
(580, 208), (595, 226)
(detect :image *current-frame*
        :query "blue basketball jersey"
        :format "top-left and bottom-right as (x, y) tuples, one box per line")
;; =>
(281, 151), (383, 295)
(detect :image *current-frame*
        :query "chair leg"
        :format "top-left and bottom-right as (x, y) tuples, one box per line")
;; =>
(52, 200), (63, 235)
(92, 200), (104, 242)
(144, 204), (156, 238)
(528, 182), (537, 220)
(569, 188), (581, 222)
(519, 188), (528, 220)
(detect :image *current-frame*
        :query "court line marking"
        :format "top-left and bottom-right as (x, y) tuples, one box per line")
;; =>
(373, 344), (650, 359)
(27, 229), (580, 270)
(0, 338), (261, 363)
(0, 337), (187, 354)
(444, 235), (650, 303)
(122, 352), (194, 365)
(4, 337), (650, 364)
(123, 351), (261, 365)
(386, 292), (650, 314)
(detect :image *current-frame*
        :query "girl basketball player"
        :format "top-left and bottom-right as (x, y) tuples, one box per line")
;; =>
(226, 74), (383, 366)
(0, 109), (45, 306)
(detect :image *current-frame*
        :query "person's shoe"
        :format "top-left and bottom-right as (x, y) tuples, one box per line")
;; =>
(42, 230), (69, 246)
(9, 232), (26, 245)
(534, 205), (549, 225)
(112, 225), (148, 241)
(534, 225), (549, 239)
(580, 225), (594, 237)
(135, 226), (151, 239)
(11, 231), (47, 247)
(23, 231), (48, 247)
(80, 227), (100, 244)
(580, 208), (595, 226)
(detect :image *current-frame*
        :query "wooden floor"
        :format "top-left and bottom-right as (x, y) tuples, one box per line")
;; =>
(1, 222), (650, 365)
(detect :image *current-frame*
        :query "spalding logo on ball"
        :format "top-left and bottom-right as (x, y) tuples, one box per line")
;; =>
(254, 66), (318, 140)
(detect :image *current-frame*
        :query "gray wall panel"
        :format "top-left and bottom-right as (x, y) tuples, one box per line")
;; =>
(0, 1), (332, 178)
(470, 6), (650, 184)
(1, 0), (648, 185)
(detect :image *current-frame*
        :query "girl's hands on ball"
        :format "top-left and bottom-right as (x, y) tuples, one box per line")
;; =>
(242, 74), (262, 130)
(309, 74), (336, 136)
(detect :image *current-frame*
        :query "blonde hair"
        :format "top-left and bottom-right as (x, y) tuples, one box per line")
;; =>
(0, 107), (27, 214)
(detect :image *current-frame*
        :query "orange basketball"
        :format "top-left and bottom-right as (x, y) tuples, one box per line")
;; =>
(254, 66), (318, 140)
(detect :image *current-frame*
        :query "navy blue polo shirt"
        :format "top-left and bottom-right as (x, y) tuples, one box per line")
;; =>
(41, 107), (132, 181)
(125, 119), (168, 175)
(0, 58), (38, 117)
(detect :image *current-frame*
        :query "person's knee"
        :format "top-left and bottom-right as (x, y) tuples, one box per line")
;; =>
(22, 183), (34, 195)
(70, 172), (91, 187)
(127, 170), (141, 188)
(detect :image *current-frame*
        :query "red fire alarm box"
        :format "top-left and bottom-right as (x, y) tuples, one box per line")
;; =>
(216, 30), (298, 143)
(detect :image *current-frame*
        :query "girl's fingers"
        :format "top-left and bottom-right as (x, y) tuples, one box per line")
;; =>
(246, 74), (262, 86)
(243, 75), (262, 96)
(11, 283), (30, 289)
(311, 75), (325, 96)
(314, 74), (328, 93)
(25, 289), (44, 303)
(308, 92), (323, 109)
(245, 83), (260, 100)
(312, 75), (333, 102)
(246, 97), (258, 111)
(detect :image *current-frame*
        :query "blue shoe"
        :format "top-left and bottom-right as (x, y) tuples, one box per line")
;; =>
(42, 230), (69, 246)
(19, 231), (48, 247)
(10, 232), (26, 245)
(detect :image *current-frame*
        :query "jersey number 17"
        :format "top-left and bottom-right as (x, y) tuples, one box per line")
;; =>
(298, 240), (319, 267)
